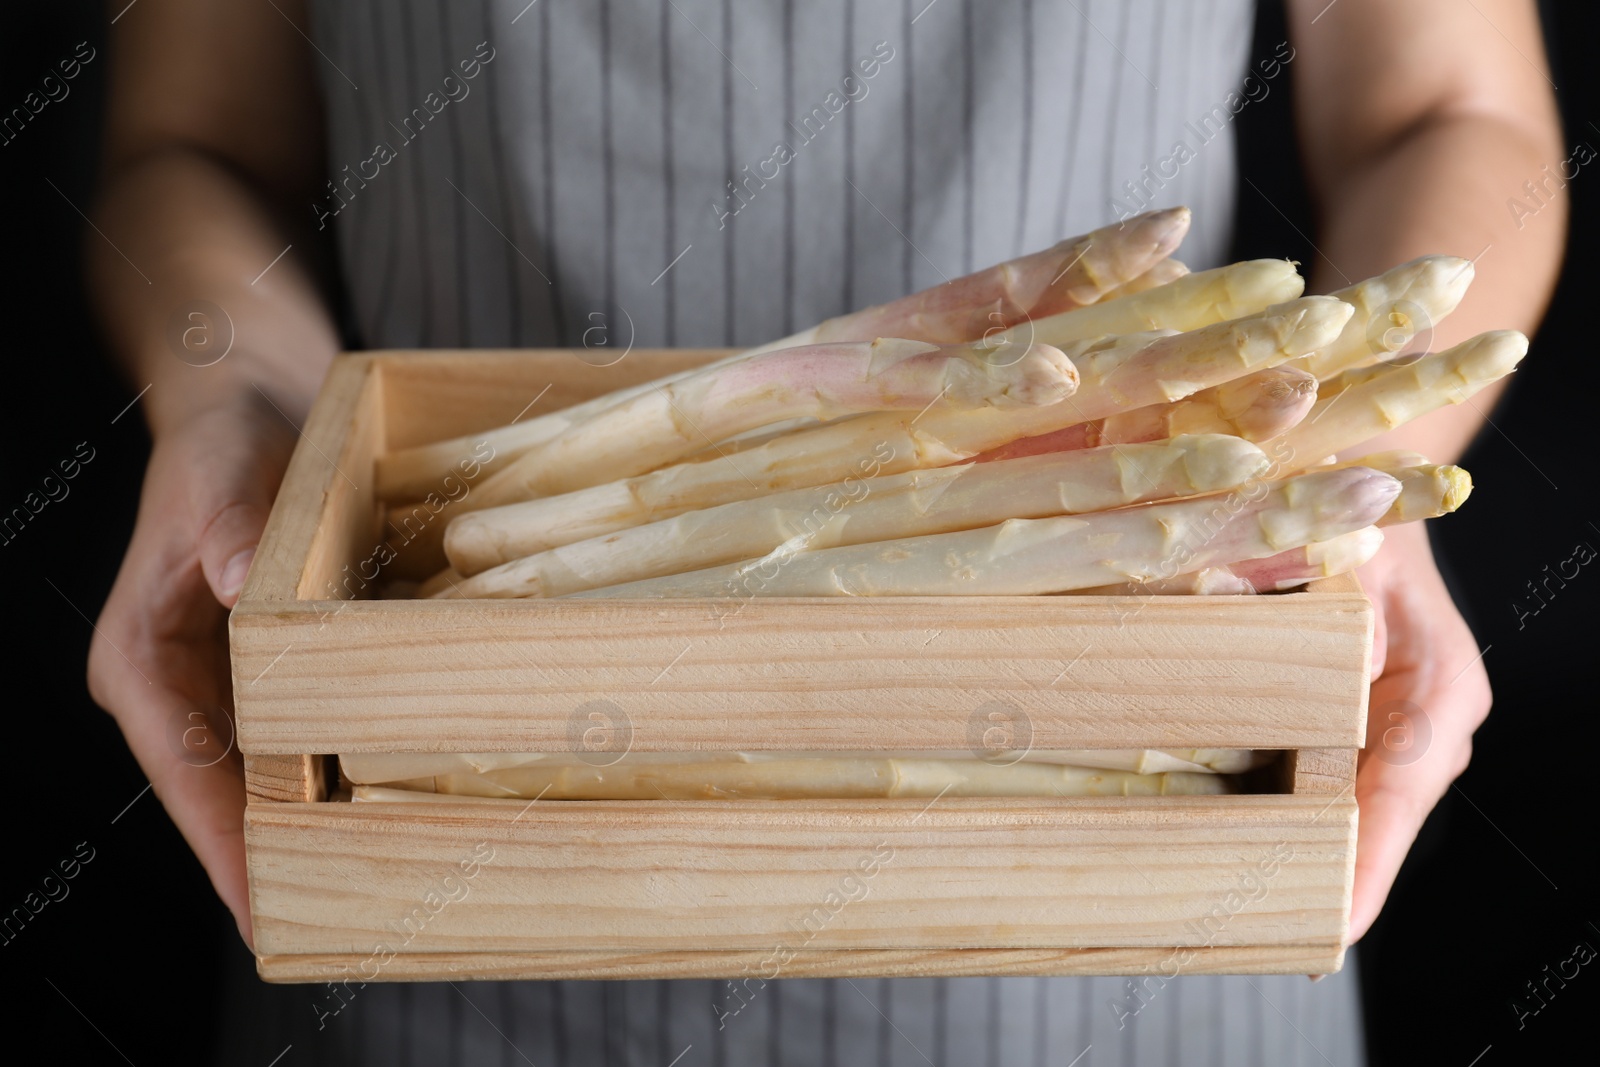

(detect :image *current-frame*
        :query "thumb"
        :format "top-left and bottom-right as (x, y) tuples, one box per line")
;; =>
(197, 502), (266, 608)
(189, 413), (295, 608)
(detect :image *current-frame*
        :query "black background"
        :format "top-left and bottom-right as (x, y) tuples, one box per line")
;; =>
(2, 3), (1594, 1064)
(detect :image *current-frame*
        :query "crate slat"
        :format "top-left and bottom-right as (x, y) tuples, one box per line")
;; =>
(246, 796), (1356, 957)
(258, 944), (1347, 983)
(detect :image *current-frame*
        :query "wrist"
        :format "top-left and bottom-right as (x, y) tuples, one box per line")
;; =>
(136, 346), (331, 439)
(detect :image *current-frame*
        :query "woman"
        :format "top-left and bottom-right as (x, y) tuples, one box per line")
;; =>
(86, 1), (1563, 1062)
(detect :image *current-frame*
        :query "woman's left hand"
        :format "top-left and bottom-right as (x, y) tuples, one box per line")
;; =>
(1346, 519), (1492, 942)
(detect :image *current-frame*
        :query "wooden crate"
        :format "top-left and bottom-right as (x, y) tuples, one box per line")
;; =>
(232, 350), (1371, 984)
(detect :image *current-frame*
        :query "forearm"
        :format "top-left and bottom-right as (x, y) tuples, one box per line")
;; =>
(90, 147), (340, 436)
(1309, 115), (1565, 464)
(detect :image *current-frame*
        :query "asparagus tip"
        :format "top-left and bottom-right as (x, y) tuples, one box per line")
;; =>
(1438, 465), (1473, 513)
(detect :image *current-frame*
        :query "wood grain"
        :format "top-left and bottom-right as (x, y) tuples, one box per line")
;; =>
(246, 795), (1356, 957)
(258, 943), (1347, 983)
(244, 754), (328, 804)
(239, 356), (379, 604)
(377, 348), (726, 452)
(233, 591), (1371, 753)
(1287, 747), (1360, 796)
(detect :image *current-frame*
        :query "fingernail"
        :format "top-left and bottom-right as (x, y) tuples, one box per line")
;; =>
(219, 549), (255, 598)
(1308, 974), (1326, 984)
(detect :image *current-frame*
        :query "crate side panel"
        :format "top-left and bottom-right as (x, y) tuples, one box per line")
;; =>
(247, 796), (1356, 956)
(376, 349), (727, 451)
(239, 356), (377, 604)
(233, 593), (1372, 752)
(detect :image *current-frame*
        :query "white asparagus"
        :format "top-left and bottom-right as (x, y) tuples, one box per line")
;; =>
(352, 759), (1233, 801)
(572, 466), (1401, 598)
(1293, 452), (1472, 526)
(976, 365), (1318, 462)
(1098, 257), (1190, 298)
(814, 208), (1192, 343)
(338, 748), (1267, 783)
(1276, 330), (1528, 470)
(469, 338), (1078, 505)
(1082, 461), (1470, 597)
(693, 257), (1293, 459)
(445, 299), (1353, 556)
(1381, 464), (1472, 525)
(1292, 256), (1475, 381)
(373, 210), (1188, 502)
(416, 566), (464, 598)
(701, 261), (1299, 462)
(1319, 449), (1430, 473)
(1071, 527), (1386, 595)
(440, 435), (1270, 590)
(996, 258), (1305, 349)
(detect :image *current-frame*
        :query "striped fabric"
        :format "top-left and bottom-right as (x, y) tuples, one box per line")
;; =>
(305, 0), (1260, 350)
(219, 952), (1366, 1066)
(221, 1), (1367, 1063)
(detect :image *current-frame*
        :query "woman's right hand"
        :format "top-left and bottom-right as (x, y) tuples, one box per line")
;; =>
(87, 387), (303, 947)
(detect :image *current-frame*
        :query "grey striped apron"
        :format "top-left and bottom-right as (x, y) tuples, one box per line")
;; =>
(223, 2), (1365, 1063)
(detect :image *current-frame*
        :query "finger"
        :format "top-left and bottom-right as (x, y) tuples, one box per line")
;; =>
(1349, 756), (1437, 942)
(191, 458), (279, 609)
(90, 532), (255, 944)
(188, 404), (297, 608)
(1348, 660), (1485, 942)
(92, 629), (254, 944)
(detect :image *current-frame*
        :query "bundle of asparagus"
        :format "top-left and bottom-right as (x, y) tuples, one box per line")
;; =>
(373, 209), (1521, 604)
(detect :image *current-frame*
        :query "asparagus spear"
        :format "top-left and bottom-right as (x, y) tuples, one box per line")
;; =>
(1291, 256), (1475, 381)
(812, 208), (1191, 344)
(1382, 464), (1472, 524)
(488, 257), (1298, 475)
(571, 466), (1400, 598)
(1325, 453), (1473, 524)
(1072, 527), (1386, 595)
(416, 566), (463, 598)
(1275, 330), (1528, 469)
(975, 365), (1318, 462)
(440, 435), (1269, 591)
(439, 300), (1347, 557)
(1098, 257), (1190, 298)
(1086, 456), (1470, 597)
(338, 748), (1264, 782)
(468, 338), (1078, 505)
(374, 210), (1188, 503)
(351, 758), (1232, 801)
(998, 258), (1305, 349)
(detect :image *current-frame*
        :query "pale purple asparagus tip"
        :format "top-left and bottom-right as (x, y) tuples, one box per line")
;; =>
(1134, 206), (1191, 258)
(1333, 467), (1405, 524)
